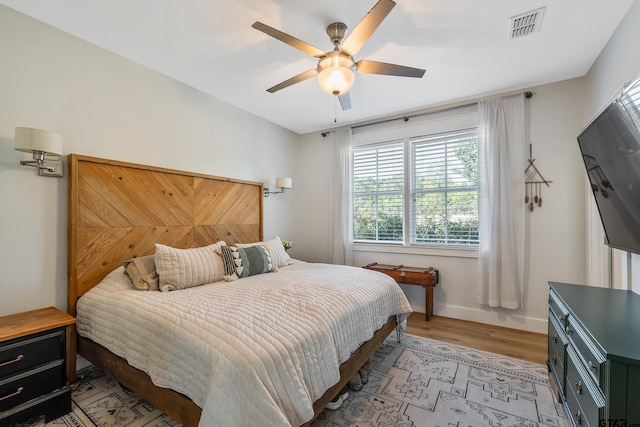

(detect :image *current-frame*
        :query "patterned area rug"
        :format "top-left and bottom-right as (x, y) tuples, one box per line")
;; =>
(313, 334), (570, 427)
(14, 334), (569, 427)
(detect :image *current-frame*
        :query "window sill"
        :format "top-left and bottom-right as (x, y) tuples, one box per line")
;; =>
(353, 242), (478, 259)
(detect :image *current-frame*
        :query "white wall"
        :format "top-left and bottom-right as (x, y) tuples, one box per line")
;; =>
(292, 134), (331, 263)
(581, 1), (640, 294)
(0, 6), (299, 316)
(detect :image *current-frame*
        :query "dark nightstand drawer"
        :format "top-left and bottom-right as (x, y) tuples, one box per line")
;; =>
(0, 359), (65, 412)
(0, 386), (71, 425)
(0, 329), (65, 380)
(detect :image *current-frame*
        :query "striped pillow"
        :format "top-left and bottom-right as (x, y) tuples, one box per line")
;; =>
(219, 245), (273, 281)
(155, 241), (226, 292)
(236, 236), (291, 268)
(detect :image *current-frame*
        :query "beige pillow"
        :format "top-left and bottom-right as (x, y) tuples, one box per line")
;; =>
(155, 241), (226, 292)
(123, 255), (159, 291)
(236, 236), (291, 268)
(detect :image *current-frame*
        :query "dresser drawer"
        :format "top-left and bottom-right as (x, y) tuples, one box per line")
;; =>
(548, 344), (565, 402)
(548, 315), (567, 369)
(548, 315), (567, 396)
(565, 317), (605, 387)
(0, 329), (65, 380)
(549, 289), (570, 327)
(565, 346), (605, 427)
(0, 360), (65, 412)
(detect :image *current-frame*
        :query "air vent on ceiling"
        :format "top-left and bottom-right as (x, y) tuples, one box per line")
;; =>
(510, 7), (545, 39)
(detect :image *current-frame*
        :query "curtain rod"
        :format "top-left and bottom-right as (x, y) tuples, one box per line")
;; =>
(321, 90), (533, 137)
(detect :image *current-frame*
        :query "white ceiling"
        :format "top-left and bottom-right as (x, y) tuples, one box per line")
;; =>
(1, 1), (635, 134)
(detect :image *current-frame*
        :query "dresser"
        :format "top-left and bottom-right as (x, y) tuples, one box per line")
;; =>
(0, 307), (76, 425)
(548, 282), (640, 427)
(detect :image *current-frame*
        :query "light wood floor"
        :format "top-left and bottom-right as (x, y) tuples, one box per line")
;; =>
(405, 312), (548, 365)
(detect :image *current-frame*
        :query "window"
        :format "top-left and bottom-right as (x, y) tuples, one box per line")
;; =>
(411, 130), (478, 245)
(353, 142), (404, 242)
(352, 120), (479, 247)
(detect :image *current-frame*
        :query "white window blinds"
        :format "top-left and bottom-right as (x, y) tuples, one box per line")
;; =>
(410, 130), (479, 245)
(353, 142), (404, 242)
(351, 105), (479, 247)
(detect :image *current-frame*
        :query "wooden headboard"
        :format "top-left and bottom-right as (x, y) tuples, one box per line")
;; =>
(67, 154), (263, 316)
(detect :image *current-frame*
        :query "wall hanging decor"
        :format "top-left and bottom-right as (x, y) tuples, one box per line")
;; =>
(524, 144), (552, 211)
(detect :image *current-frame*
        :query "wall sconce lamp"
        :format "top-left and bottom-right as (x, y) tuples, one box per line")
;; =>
(14, 127), (64, 177)
(264, 177), (292, 197)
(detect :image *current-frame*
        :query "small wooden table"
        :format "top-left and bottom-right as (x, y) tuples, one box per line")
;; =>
(364, 263), (439, 321)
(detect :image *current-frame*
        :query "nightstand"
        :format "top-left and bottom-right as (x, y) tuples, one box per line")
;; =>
(0, 307), (76, 425)
(364, 263), (439, 321)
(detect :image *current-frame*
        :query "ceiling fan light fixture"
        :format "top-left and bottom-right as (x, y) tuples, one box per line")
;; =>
(317, 53), (355, 95)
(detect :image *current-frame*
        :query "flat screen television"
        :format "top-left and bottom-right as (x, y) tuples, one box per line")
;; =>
(577, 75), (640, 255)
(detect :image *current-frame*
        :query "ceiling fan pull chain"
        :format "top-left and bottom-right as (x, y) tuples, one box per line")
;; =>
(334, 96), (338, 123)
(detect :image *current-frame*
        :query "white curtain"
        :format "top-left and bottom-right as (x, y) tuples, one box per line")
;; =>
(329, 127), (354, 265)
(477, 95), (525, 309)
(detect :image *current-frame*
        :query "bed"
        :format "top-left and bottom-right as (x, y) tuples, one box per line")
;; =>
(66, 154), (412, 426)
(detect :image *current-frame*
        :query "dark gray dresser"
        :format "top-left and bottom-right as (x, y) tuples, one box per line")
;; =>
(548, 282), (640, 427)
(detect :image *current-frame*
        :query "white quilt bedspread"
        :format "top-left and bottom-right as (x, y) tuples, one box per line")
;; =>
(76, 261), (413, 427)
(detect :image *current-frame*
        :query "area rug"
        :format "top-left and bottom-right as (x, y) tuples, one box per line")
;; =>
(14, 334), (570, 427)
(313, 334), (570, 427)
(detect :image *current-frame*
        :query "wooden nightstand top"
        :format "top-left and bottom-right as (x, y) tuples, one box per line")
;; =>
(0, 307), (75, 342)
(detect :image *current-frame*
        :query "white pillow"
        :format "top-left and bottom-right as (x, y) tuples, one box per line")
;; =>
(155, 241), (226, 292)
(236, 236), (292, 268)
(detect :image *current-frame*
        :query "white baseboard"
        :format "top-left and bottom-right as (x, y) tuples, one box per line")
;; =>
(410, 303), (548, 334)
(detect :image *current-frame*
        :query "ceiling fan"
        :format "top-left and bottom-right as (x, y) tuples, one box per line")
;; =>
(252, 0), (425, 111)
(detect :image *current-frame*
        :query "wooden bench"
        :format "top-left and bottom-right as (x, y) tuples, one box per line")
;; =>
(363, 263), (439, 321)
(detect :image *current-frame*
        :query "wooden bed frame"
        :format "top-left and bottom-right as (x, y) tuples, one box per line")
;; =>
(66, 154), (397, 426)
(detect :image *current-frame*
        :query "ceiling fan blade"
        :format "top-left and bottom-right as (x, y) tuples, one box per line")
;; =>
(252, 22), (326, 58)
(340, 0), (396, 57)
(356, 60), (425, 78)
(338, 92), (351, 110)
(267, 69), (318, 93)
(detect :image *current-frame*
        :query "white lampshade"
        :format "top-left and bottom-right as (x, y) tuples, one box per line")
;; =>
(14, 127), (63, 156)
(317, 52), (355, 96)
(275, 177), (292, 189)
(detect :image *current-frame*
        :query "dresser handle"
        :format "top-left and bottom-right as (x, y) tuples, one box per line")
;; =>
(588, 361), (595, 370)
(565, 326), (571, 335)
(0, 386), (23, 402)
(575, 410), (582, 424)
(558, 314), (563, 322)
(552, 355), (557, 365)
(0, 354), (24, 368)
(553, 334), (558, 343)
(576, 381), (582, 394)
